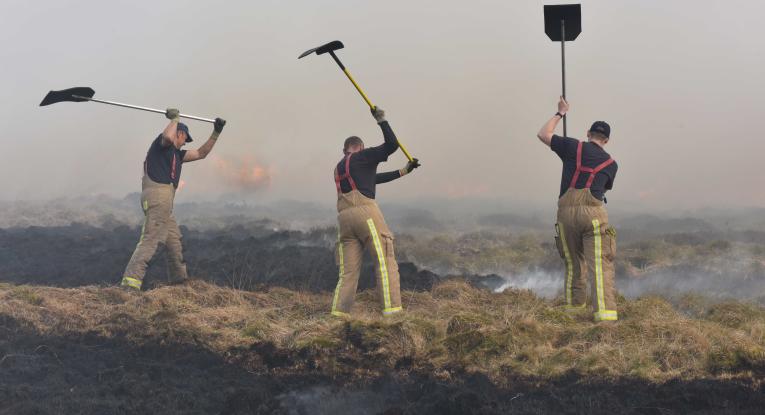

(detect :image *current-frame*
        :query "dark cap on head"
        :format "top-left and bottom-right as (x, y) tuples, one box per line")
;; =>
(589, 121), (610, 138)
(177, 122), (193, 142)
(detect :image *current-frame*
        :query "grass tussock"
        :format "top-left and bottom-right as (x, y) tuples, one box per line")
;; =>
(1, 280), (764, 385)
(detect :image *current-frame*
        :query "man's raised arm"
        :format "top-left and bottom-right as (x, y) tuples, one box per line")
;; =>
(537, 97), (569, 147)
(184, 118), (226, 163)
(161, 108), (180, 146)
(372, 107), (400, 156)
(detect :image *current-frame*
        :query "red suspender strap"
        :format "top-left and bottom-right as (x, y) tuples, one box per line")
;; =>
(585, 158), (615, 188)
(569, 141), (584, 188)
(334, 167), (342, 192)
(344, 154), (357, 190)
(171, 153), (177, 180)
(569, 141), (615, 189)
(334, 153), (357, 193)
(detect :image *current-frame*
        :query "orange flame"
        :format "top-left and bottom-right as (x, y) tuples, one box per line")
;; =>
(210, 155), (272, 191)
(638, 189), (656, 200)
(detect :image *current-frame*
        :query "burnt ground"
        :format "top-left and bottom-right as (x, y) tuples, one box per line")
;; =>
(3, 223), (763, 300)
(1, 313), (763, 415)
(0, 223), (442, 292)
(2, 224), (765, 413)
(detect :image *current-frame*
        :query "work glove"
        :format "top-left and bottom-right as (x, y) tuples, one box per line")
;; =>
(165, 108), (180, 121)
(371, 106), (386, 124)
(214, 117), (227, 134)
(399, 158), (420, 176)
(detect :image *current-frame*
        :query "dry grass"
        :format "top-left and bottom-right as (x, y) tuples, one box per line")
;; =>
(1, 280), (764, 385)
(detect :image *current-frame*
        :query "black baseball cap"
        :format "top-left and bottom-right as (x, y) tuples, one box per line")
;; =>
(589, 121), (610, 138)
(177, 122), (193, 142)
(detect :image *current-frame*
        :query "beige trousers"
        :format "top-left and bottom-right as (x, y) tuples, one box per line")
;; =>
(555, 189), (618, 321)
(121, 176), (188, 290)
(332, 190), (402, 316)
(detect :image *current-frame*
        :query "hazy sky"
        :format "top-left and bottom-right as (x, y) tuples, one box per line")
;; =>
(1, 0), (763, 209)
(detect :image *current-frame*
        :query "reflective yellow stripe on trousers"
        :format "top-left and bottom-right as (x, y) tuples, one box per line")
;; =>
(367, 219), (392, 310)
(121, 276), (142, 289)
(558, 224), (575, 306)
(592, 219), (606, 313)
(134, 199), (149, 248)
(594, 310), (618, 321)
(331, 230), (345, 315)
(383, 306), (402, 315)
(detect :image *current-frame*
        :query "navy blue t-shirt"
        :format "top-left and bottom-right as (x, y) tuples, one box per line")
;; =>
(336, 121), (400, 199)
(144, 135), (187, 188)
(551, 135), (617, 201)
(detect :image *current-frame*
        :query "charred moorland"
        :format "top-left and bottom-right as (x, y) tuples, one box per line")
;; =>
(2, 199), (765, 414)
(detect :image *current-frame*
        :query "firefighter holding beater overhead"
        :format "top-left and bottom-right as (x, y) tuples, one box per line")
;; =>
(120, 109), (226, 291)
(537, 97), (619, 322)
(331, 107), (420, 317)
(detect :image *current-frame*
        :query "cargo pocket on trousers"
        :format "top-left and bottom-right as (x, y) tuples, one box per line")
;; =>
(380, 232), (398, 272)
(554, 224), (565, 259)
(604, 226), (617, 261)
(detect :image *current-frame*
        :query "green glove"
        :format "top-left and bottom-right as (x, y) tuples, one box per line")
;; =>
(165, 108), (180, 120)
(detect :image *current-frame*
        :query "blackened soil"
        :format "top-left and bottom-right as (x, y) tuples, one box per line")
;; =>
(0, 224), (440, 292)
(1, 314), (763, 415)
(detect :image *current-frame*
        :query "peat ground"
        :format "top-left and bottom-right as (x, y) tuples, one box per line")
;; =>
(1, 281), (764, 414)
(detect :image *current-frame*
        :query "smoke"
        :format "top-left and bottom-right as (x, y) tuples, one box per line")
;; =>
(209, 155), (272, 191)
(2, 193), (765, 303)
(620, 268), (765, 302)
(492, 260), (765, 304)
(492, 270), (562, 298)
(277, 386), (392, 415)
(444, 183), (492, 199)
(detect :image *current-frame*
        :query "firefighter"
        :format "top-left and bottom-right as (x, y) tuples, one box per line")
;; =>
(332, 107), (420, 317)
(120, 109), (226, 290)
(537, 97), (619, 322)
